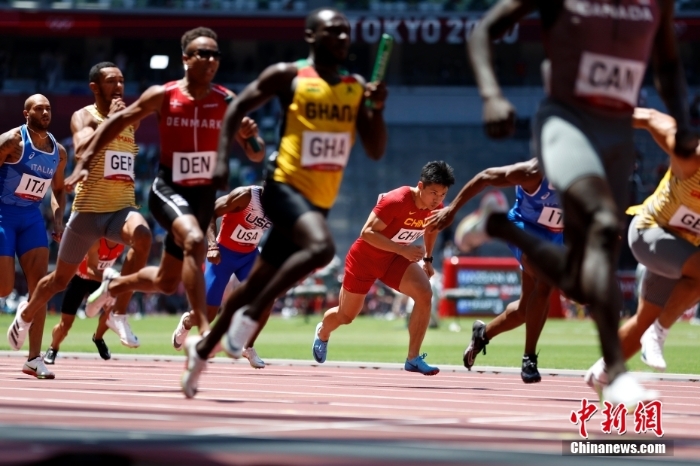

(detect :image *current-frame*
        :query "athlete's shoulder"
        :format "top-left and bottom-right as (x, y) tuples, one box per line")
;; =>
(379, 186), (411, 203)
(211, 83), (232, 99)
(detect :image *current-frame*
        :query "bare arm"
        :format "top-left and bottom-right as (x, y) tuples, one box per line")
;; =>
(422, 227), (438, 278)
(632, 108), (679, 157)
(355, 78), (388, 161)
(467, 0), (535, 138)
(50, 143), (68, 241)
(0, 129), (21, 167)
(651, 0), (698, 157)
(206, 186), (254, 263)
(70, 109), (98, 160)
(427, 159), (541, 232)
(66, 85), (165, 189)
(360, 212), (424, 262)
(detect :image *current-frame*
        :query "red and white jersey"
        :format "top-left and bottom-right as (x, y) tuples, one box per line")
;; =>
(352, 186), (441, 261)
(159, 81), (230, 186)
(76, 238), (125, 281)
(217, 186), (272, 253)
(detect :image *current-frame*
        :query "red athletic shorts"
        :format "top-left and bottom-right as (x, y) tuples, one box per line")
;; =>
(342, 242), (412, 295)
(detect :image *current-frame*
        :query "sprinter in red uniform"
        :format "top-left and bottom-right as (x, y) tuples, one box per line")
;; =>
(66, 27), (265, 336)
(312, 161), (454, 375)
(43, 238), (125, 364)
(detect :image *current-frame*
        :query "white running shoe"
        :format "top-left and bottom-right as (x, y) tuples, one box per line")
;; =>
(603, 372), (659, 412)
(584, 357), (608, 398)
(86, 268), (119, 318)
(181, 335), (206, 399)
(172, 311), (191, 351)
(23, 356), (55, 379)
(223, 308), (259, 359)
(7, 301), (31, 351)
(106, 313), (140, 348)
(640, 321), (668, 372)
(242, 347), (265, 369)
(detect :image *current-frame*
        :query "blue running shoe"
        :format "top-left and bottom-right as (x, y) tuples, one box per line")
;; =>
(312, 322), (328, 363)
(405, 353), (439, 376)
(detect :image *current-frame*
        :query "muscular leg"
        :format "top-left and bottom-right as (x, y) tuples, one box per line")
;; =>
(50, 314), (76, 351)
(318, 288), (367, 341)
(484, 267), (536, 340)
(522, 254), (553, 355)
(244, 212), (335, 321)
(0, 257), (16, 297)
(657, 252), (700, 328)
(110, 214), (152, 317)
(18, 247), (51, 360)
(93, 309), (112, 340)
(619, 299), (662, 360)
(247, 304), (272, 347)
(398, 263), (433, 360)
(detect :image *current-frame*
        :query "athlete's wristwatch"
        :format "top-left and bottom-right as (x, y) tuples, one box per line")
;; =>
(423, 256), (433, 263)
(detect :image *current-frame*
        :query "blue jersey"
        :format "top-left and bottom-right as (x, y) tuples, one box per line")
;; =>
(0, 125), (59, 207)
(507, 177), (563, 233)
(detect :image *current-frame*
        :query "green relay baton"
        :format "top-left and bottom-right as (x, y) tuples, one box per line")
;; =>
(224, 94), (261, 153)
(365, 33), (394, 108)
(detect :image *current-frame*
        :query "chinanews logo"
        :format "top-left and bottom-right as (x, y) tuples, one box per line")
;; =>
(570, 398), (664, 438)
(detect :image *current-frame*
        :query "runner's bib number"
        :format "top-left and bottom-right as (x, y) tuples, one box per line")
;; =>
(574, 52), (645, 108)
(104, 150), (135, 181)
(97, 259), (117, 270)
(537, 206), (564, 231)
(669, 205), (700, 235)
(230, 225), (265, 246)
(301, 131), (351, 170)
(14, 173), (49, 201)
(391, 228), (425, 245)
(172, 151), (216, 185)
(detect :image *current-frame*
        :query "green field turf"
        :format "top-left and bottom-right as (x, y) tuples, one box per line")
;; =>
(1, 313), (699, 374)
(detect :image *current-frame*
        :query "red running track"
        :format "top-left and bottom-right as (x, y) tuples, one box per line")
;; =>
(1, 354), (699, 465)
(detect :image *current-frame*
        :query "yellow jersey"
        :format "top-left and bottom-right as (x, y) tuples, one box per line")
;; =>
(73, 105), (138, 213)
(272, 59), (364, 209)
(627, 168), (700, 246)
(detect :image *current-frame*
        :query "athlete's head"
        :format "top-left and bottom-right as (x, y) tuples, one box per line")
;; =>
(88, 62), (124, 108)
(417, 161), (455, 210)
(23, 94), (51, 131)
(305, 8), (350, 65)
(181, 27), (220, 84)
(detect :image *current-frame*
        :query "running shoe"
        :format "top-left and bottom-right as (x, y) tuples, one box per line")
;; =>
(242, 347), (265, 369)
(222, 307), (259, 359)
(521, 353), (541, 384)
(23, 356), (55, 379)
(640, 320), (668, 372)
(463, 320), (489, 370)
(86, 268), (119, 318)
(312, 322), (328, 363)
(181, 335), (206, 399)
(106, 313), (140, 348)
(584, 357), (608, 399)
(172, 311), (191, 351)
(92, 334), (111, 360)
(43, 347), (58, 365)
(7, 301), (31, 351)
(405, 353), (440, 376)
(603, 372), (659, 412)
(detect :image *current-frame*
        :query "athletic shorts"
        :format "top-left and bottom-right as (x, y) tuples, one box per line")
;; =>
(205, 245), (259, 307)
(58, 206), (136, 264)
(533, 98), (636, 221)
(61, 275), (100, 316)
(342, 242), (412, 295)
(507, 219), (564, 266)
(259, 179), (329, 269)
(148, 168), (216, 261)
(0, 203), (47, 257)
(628, 216), (700, 308)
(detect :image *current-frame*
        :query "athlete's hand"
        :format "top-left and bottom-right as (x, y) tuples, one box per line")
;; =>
(237, 117), (259, 140)
(64, 167), (89, 192)
(422, 260), (435, 279)
(674, 127), (700, 158)
(108, 98), (126, 116)
(207, 247), (221, 265)
(365, 81), (388, 110)
(482, 95), (516, 139)
(426, 207), (456, 233)
(400, 244), (425, 262)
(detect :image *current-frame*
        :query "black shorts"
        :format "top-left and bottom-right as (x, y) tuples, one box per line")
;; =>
(148, 167), (216, 261)
(260, 179), (329, 268)
(61, 275), (100, 316)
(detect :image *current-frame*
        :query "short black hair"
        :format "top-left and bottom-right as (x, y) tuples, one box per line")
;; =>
(181, 27), (218, 53)
(89, 62), (118, 84)
(420, 161), (455, 187)
(305, 7), (344, 32)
